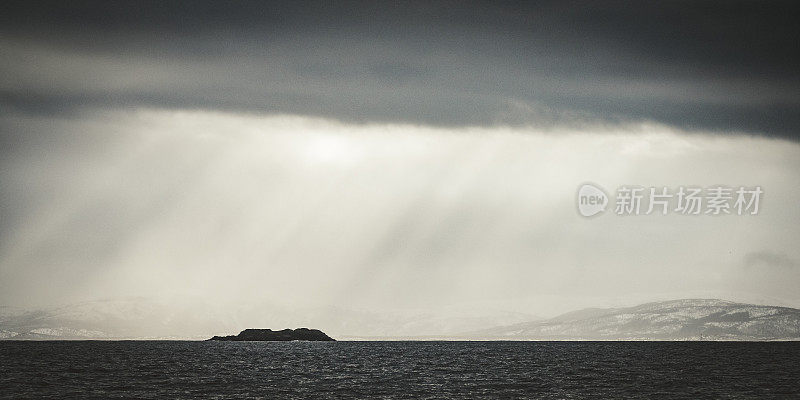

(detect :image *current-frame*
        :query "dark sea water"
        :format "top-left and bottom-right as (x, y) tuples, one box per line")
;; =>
(1, 341), (798, 399)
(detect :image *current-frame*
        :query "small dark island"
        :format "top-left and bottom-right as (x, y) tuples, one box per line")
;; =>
(208, 328), (335, 342)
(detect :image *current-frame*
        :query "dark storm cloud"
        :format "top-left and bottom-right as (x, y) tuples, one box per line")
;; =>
(1, 0), (799, 138)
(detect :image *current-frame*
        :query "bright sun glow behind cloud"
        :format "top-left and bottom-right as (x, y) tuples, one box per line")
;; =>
(301, 134), (363, 166)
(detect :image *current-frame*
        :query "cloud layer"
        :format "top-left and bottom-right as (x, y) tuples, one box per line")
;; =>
(2, 1), (799, 138)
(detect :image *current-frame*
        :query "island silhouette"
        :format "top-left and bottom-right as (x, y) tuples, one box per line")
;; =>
(209, 328), (335, 341)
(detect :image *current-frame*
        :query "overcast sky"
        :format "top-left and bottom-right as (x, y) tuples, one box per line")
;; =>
(1, 1), (799, 332)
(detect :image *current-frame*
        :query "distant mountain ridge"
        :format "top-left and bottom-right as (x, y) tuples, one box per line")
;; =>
(468, 299), (800, 340)
(3, 299), (800, 340)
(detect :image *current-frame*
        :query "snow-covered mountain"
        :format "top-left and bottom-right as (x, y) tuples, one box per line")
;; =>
(468, 299), (800, 340)
(0, 300), (228, 339)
